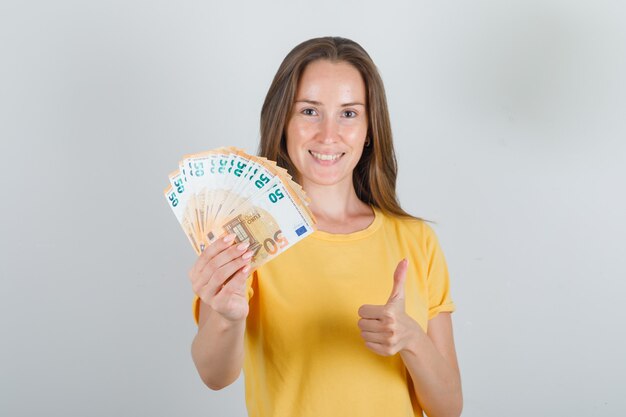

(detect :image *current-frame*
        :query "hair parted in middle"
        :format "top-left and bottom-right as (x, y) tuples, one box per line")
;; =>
(258, 36), (415, 219)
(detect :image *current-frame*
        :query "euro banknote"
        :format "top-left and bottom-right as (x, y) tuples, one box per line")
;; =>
(164, 147), (316, 269)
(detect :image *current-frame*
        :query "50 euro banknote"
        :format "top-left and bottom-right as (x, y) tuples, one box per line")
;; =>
(164, 147), (316, 269)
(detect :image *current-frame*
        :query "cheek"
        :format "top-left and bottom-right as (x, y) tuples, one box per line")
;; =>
(286, 140), (297, 166)
(285, 127), (303, 167)
(346, 127), (368, 147)
(350, 148), (365, 168)
(343, 118), (368, 142)
(285, 123), (309, 153)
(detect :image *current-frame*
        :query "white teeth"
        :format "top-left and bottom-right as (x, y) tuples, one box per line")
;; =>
(310, 151), (343, 161)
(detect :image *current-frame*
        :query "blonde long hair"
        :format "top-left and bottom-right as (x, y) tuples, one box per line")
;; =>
(258, 36), (415, 219)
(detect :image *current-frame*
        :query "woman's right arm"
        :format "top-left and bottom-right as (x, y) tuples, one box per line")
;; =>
(189, 233), (254, 390)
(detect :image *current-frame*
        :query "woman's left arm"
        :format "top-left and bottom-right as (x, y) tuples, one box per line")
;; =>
(400, 312), (462, 417)
(358, 259), (462, 417)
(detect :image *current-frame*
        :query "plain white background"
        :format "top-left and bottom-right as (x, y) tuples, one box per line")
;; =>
(1, 1), (625, 416)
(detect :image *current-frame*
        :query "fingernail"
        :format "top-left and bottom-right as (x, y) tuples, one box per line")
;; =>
(223, 233), (236, 243)
(237, 241), (250, 251)
(242, 250), (254, 260)
(242, 265), (251, 273)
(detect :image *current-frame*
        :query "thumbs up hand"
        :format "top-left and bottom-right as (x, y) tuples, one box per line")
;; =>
(357, 259), (422, 356)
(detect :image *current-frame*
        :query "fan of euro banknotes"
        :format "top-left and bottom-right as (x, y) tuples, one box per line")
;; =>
(164, 147), (317, 269)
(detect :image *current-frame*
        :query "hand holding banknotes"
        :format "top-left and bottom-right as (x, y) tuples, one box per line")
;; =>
(188, 233), (255, 322)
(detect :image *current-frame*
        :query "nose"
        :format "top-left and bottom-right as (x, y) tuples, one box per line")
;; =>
(318, 116), (340, 144)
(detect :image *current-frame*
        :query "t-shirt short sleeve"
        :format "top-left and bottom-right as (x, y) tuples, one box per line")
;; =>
(422, 222), (456, 319)
(192, 271), (256, 326)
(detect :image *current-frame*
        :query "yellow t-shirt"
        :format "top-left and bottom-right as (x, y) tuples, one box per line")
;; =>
(193, 207), (456, 417)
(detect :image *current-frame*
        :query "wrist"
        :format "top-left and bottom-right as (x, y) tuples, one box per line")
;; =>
(400, 322), (426, 357)
(205, 304), (246, 333)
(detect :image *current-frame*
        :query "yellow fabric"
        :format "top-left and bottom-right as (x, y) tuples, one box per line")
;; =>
(193, 207), (455, 416)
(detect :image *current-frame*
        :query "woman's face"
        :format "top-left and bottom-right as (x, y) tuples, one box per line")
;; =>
(286, 59), (368, 188)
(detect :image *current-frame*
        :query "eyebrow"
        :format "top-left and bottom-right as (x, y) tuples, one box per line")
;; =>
(294, 99), (365, 107)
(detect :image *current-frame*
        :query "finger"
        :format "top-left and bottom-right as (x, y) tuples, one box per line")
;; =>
(206, 253), (253, 295)
(192, 233), (237, 275)
(364, 341), (395, 357)
(196, 280), (215, 304)
(358, 304), (385, 320)
(196, 258), (250, 303)
(201, 240), (251, 277)
(189, 235), (240, 293)
(358, 318), (385, 332)
(219, 264), (252, 296)
(387, 258), (408, 304)
(360, 330), (392, 344)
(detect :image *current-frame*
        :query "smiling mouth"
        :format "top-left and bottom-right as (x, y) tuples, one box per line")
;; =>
(309, 150), (345, 161)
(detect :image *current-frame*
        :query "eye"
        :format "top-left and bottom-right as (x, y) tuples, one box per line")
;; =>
(302, 108), (317, 116)
(343, 110), (357, 118)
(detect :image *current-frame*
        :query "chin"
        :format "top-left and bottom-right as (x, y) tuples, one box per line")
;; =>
(302, 169), (352, 187)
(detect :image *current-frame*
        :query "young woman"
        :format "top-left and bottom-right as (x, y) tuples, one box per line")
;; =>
(188, 37), (462, 417)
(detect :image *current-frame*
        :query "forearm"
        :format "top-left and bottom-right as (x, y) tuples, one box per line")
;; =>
(400, 331), (462, 417)
(191, 302), (246, 390)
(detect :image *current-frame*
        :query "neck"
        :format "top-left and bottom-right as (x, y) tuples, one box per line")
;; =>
(301, 177), (370, 222)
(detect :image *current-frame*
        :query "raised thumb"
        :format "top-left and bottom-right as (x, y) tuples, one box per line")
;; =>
(387, 258), (408, 304)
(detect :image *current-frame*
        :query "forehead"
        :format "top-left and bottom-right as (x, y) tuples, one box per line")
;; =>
(296, 60), (366, 101)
